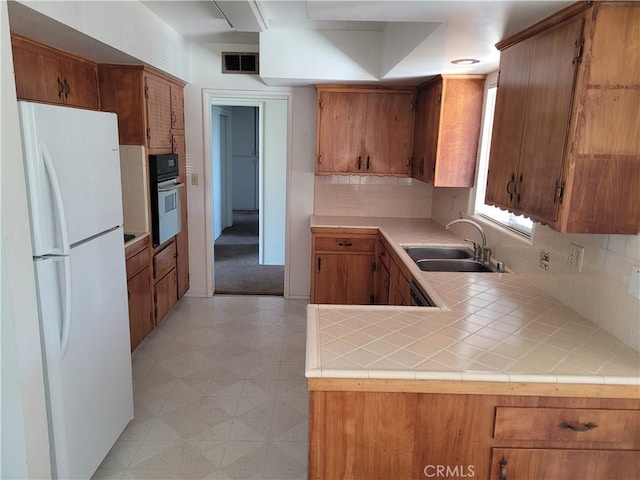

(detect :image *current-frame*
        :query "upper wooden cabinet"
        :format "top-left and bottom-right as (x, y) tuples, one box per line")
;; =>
(316, 86), (415, 176)
(11, 34), (99, 109)
(412, 75), (485, 186)
(486, 1), (640, 233)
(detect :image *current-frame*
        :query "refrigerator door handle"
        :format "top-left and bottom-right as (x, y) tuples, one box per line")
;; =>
(41, 143), (70, 256)
(56, 255), (73, 358)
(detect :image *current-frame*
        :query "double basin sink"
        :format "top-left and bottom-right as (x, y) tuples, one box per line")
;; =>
(404, 246), (497, 273)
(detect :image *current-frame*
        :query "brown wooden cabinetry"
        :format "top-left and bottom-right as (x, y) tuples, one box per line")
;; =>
(99, 65), (189, 312)
(311, 229), (377, 305)
(412, 75), (485, 186)
(486, 2), (640, 233)
(373, 241), (390, 305)
(11, 34), (99, 109)
(153, 239), (178, 324)
(125, 238), (152, 351)
(316, 86), (415, 176)
(308, 385), (640, 480)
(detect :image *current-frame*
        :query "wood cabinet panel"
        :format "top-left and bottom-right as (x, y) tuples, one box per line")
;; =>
(412, 76), (484, 186)
(309, 388), (640, 480)
(11, 34), (98, 109)
(128, 267), (152, 351)
(154, 240), (177, 281)
(125, 239), (152, 351)
(316, 91), (367, 173)
(145, 74), (172, 151)
(494, 407), (640, 447)
(490, 448), (640, 480)
(487, 2), (640, 233)
(364, 92), (413, 175)
(154, 269), (177, 325)
(315, 86), (415, 176)
(172, 133), (189, 298)
(315, 236), (375, 252)
(170, 84), (185, 130)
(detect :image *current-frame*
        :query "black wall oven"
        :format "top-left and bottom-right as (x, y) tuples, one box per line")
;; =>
(149, 154), (184, 247)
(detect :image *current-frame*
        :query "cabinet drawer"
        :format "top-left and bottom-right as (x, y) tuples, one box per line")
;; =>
(494, 407), (640, 446)
(126, 247), (149, 280)
(154, 241), (176, 280)
(315, 236), (375, 252)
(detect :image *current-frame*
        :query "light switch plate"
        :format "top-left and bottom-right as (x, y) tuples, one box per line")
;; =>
(568, 243), (584, 272)
(629, 266), (640, 299)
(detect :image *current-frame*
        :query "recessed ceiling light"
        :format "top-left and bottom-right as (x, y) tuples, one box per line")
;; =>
(451, 58), (480, 65)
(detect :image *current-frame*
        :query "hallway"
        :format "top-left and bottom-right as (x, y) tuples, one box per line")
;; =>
(214, 211), (285, 296)
(94, 296), (308, 479)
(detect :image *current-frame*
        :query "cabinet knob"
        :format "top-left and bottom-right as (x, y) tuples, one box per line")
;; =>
(337, 241), (353, 247)
(366, 156), (370, 170)
(57, 77), (64, 98)
(499, 457), (508, 480)
(63, 79), (70, 98)
(357, 156), (362, 170)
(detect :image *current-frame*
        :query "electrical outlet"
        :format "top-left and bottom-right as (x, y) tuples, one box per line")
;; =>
(568, 243), (584, 271)
(629, 266), (640, 299)
(538, 249), (550, 270)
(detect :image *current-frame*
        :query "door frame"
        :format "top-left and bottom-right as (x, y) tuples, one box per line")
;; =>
(202, 89), (292, 297)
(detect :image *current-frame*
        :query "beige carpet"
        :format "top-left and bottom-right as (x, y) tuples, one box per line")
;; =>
(214, 211), (284, 296)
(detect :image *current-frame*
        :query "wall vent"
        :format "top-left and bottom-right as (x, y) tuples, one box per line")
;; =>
(222, 52), (259, 74)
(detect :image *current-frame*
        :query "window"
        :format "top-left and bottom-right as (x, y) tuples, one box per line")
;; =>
(474, 79), (534, 237)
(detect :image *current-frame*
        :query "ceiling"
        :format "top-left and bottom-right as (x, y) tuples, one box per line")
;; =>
(9, 1), (575, 85)
(141, 0), (573, 83)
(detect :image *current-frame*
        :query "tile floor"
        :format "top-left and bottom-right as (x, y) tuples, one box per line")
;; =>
(93, 295), (309, 479)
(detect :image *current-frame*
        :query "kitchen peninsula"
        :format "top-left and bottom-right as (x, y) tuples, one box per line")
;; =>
(306, 216), (640, 480)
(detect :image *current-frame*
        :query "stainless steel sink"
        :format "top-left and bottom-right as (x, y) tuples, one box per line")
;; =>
(416, 259), (495, 273)
(404, 246), (473, 261)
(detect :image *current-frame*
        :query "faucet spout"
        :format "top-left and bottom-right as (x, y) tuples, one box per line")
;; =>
(444, 218), (490, 263)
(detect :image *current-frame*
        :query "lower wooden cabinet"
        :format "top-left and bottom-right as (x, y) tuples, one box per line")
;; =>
(125, 239), (152, 351)
(490, 448), (639, 480)
(153, 239), (178, 324)
(311, 229), (377, 304)
(308, 388), (640, 480)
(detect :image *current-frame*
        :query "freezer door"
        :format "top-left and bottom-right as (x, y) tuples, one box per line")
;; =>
(18, 101), (123, 256)
(35, 227), (133, 479)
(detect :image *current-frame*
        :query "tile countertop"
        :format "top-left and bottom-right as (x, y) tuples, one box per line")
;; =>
(306, 216), (640, 388)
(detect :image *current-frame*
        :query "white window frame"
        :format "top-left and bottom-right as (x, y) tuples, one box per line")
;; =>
(472, 74), (534, 239)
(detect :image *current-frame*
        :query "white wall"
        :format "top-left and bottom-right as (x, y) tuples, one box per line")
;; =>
(431, 187), (640, 351)
(259, 29), (381, 84)
(184, 42), (315, 297)
(13, 0), (190, 81)
(1, 2), (51, 476)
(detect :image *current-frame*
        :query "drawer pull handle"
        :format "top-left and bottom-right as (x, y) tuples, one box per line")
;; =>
(338, 241), (353, 247)
(558, 421), (598, 432)
(499, 457), (507, 480)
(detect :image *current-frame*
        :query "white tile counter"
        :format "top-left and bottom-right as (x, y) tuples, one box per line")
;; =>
(307, 216), (640, 388)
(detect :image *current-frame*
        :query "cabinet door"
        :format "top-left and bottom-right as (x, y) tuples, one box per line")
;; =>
(411, 88), (428, 180)
(485, 41), (534, 210)
(491, 448), (639, 480)
(313, 253), (374, 305)
(128, 267), (152, 351)
(374, 262), (390, 305)
(172, 134), (189, 298)
(516, 17), (583, 223)
(145, 74), (172, 150)
(155, 269), (177, 324)
(365, 92), (414, 175)
(421, 81), (442, 183)
(313, 254), (349, 304)
(317, 91), (367, 173)
(58, 58), (99, 109)
(12, 43), (62, 104)
(170, 84), (185, 130)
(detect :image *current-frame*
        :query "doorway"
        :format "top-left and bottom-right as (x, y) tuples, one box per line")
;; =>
(210, 100), (287, 296)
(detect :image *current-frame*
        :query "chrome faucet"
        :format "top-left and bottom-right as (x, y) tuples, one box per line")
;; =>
(445, 218), (492, 264)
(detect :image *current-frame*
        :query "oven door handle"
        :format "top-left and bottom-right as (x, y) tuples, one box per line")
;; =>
(157, 182), (185, 192)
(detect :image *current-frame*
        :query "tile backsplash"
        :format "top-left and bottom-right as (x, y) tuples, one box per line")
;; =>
(431, 187), (640, 351)
(314, 175), (433, 218)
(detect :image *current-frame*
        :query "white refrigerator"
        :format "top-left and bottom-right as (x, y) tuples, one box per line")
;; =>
(18, 101), (134, 479)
